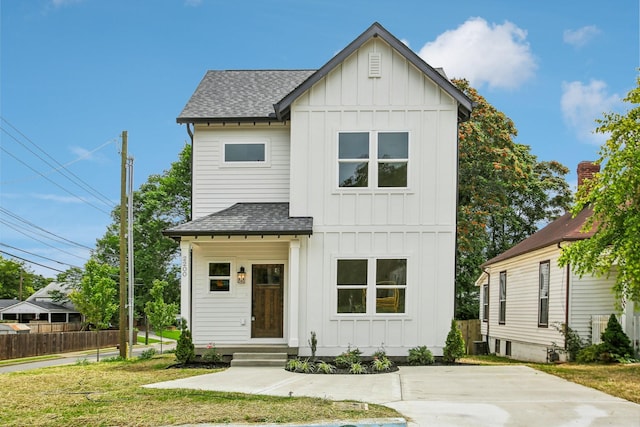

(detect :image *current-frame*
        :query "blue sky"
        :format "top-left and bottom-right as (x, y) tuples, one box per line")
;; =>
(1, 0), (638, 278)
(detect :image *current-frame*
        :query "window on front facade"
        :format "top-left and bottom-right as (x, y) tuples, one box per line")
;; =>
(209, 262), (231, 292)
(482, 284), (489, 322)
(376, 259), (406, 313)
(223, 142), (266, 163)
(337, 259), (367, 313)
(338, 131), (408, 188)
(539, 261), (550, 327)
(337, 258), (408, 314)
(499, 271), (507, 324)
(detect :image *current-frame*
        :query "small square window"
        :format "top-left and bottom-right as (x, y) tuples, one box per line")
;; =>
(209, 262), (231, 292)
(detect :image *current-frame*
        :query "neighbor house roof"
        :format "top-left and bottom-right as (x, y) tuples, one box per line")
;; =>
(482, 207), (595, 267)
(0, 300), (79, 314)
(177, 22), (473, 124)
(0, 299), (19, 309)
(163, 203), (313, 238)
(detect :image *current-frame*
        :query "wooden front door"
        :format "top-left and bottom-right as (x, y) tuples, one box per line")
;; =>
(251, 264), (284, 338)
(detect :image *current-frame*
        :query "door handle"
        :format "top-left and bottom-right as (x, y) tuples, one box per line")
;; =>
(251, 316), (255, 322)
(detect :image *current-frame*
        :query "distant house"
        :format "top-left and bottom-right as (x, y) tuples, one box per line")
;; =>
(0, 282), (80, 323)
(165, 22), (473, 358)
(477, 162), (639, 362)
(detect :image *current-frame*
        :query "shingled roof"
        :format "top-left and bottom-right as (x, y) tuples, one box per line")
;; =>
(176, 22), (473, 124)
(163, 203), (313, 238)
(482, 207), (595, 267)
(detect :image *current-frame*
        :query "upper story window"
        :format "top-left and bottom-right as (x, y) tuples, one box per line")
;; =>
(223, 142), (267, 164)
(338, 131), (408, 189)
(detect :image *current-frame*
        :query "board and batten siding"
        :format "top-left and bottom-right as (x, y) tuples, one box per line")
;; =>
(290, 37), (457, 356)
(189, 239), (289, 345)
(191, 124), (291, 219)
(486, 246), (566, 351)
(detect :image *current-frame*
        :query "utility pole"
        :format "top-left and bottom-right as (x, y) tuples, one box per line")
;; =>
(127, 156), (135, 358)
(119, 131), (127, 358)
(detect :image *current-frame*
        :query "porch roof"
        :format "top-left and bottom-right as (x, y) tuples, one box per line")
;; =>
(163, 203), (313, 238)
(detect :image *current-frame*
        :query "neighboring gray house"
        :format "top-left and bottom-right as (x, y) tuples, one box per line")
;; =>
(0, 282), (80, 323)
(166, 22), (472, 358)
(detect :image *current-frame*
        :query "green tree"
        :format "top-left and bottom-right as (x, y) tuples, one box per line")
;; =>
(94, 143), (191, 338)
(68, 260), (118, 361)
(443, 319), (465, 363)
(175, 318), (195, 365)
(454, 79), (571, 319)
(0, 255), (48, 300)
(144, 279), (178, 353)
(559, 78), (640, 307)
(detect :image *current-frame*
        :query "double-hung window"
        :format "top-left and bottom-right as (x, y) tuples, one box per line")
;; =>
(338, 131), (408, 188)
(482, 284), (489, 322)
(209, 262), (231, 292)
(336, 258), (407, 314)
(499, 271), (507, 324)
(538, 261), (550, 327)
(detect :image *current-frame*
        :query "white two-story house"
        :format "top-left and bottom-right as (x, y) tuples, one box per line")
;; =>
(165, 22), (472, 358)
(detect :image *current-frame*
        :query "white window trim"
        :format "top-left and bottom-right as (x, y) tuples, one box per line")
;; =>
(333, 255), (409, 318)
(336, 131), (410, 191)
(207, 260), (235, 295)
(538, 261), (550, 327)
(221, 140), (270, 167)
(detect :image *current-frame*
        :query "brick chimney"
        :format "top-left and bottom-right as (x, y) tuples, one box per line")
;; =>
(577, 161), (600, 191)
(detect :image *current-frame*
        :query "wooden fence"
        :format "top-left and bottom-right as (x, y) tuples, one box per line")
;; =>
(457, 319), (482, 355)
(24, 322), (83, 334)
(0, 330), (120, 360)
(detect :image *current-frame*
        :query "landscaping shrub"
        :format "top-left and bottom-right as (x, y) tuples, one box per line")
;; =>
(316, 361), (336, 374)
(443, 319), (465, 363)
(371, 356), (393, 372)
(139, 348), (157, 360)
(335, 346), (362, 368)
(348, 361), (367, 374)
(600, 314), (634, 360)
(576, 344), (603, 363)
(175, 319), (195, 364)
(408, 345), (434, 365)
(201, 343), (222, 363)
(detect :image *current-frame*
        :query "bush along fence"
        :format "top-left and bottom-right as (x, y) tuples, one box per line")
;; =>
(0, 330), (121, 360)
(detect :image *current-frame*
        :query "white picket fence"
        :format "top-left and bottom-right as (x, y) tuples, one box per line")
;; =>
(591, 314), (640, 355)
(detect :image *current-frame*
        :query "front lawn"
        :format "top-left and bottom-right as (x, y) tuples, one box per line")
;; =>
(1, 354), (398, 427)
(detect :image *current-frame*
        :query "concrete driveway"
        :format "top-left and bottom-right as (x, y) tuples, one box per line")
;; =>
(145, 365), (640, 427)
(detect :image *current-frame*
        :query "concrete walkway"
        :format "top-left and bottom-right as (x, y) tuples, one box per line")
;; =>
(145, 365), (640, 427)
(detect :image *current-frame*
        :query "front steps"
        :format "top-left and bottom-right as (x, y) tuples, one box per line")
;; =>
(230, 352), (288, 367)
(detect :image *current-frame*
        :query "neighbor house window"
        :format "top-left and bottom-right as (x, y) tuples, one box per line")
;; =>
(499, 271), (507, 324)
(482, 284), (489, 322)
(337, 259), (367, 313)
(538, 261), (550, 327)
(209, 262), (231, 292)
(338, 131), (408, 188)
(223, 142), (266, 163)
(336, 257), (407, 314)
(375, 259), (406, 313)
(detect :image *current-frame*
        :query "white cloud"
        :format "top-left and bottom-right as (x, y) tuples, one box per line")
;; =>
(418, 17), (537, 90)
(563, 25), (601, 48)
(561, 80), (619, 144)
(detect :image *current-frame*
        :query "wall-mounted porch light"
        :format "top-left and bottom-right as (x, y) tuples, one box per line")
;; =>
(237, 266), (246, 284)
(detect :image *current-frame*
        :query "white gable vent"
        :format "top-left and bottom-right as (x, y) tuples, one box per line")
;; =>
(369, 52), (381, 78)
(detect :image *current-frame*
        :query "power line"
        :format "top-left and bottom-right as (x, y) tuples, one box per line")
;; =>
(0, 207), (93, 250)
(0, 242), (82, 269)
(0, 219), (90, 261)
(0, 250), (67, 274)
(0, 117), (117, 208)
(0, 145), (112, 215)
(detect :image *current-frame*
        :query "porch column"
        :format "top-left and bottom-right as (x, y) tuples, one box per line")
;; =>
(180, 241), (192, 328)
(288, 240), (301, 348)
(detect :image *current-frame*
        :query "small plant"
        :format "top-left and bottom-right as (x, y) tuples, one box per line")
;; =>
(443, 319), (465, 363)
(348, 361), (367, 374)
(138, 348), (156, 360)
(75, 358), (90, 366)
(372, 343), (387, 359)
(102, 356), (125, 363)
(408, 345), (434, 365)
(335, 345), (362, 368)
(202, 343), (222, 363)
(371, 356), (393, 372)
(286, 358), (302, 372)
(552, 322), (585, 362)
(308, 331), (317, 359)
(576, 343), (602, 363)
(316, 360), (336, 374)
(175, 318), (195, 364)
(297, 358), (315, 373)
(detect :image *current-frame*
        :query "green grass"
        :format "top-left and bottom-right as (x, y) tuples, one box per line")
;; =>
(137, 336), (161, 344)
(2, 354), (398, 426)
(156, 329), (180, 340)
(0, 355), (61, 367)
